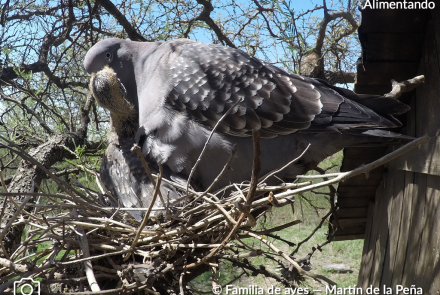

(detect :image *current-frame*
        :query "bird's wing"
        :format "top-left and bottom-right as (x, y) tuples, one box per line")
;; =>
(165, 41), (325, 138)
(160, 40), (404, 138)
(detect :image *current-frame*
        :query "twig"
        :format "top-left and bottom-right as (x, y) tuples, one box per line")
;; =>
(222, 257), (294, 287)
(243, 230), (336, 286)
(296, 173), (341, 179)
(210, 261), (220, 292)
(384, 75), (425, 99)
(186, 98), (243, 194)
(179, 272), (185, 295)
(250, 220), (302, 235)
(202, 196), (237, 225)
(0, 135), (89, 201)
(182, 147), (237, 209)
(0, 169), (11, 259)
(131, 145), (166, 207)
(182, 129), (261, 269)
(259, 143), (310, 184)
(314, 166), (340, 232)
(0, 195), (32, 242)
(219, 250), (262, 259)
(73, 209), (101, 292)
(235, 201), (256, 226)
(0, 257), (29, 273)
(245, 129), (261, 206)
(123, 163), (164, 261)
(291, 210), (332, 255)
(271, 135), (430, 202)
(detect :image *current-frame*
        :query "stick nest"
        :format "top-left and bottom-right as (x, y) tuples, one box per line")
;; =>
(0, 134), (430, 294)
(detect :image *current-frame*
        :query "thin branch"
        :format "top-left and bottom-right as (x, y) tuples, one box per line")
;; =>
(73, 209), (101, 292)
(186, 98), (243, 194)
(96, 0), (147, 41)
(384, 75), (425, 99)
(131, 145), (166, 207)
(123, 163), (163, 261)
(259, 143), (310, 184)
(194, 0), (236, 48)
(272, 135), (430, 202)
(315, 7), (358, 55)
(243, 230), (336, 286)
(245, 129), (261, 205)
(291, 210), (332, 255)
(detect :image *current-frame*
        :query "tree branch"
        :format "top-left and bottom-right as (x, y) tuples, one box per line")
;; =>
(384, 75), (425, 99)
(195, 0), (236, 48)
(315, 6), (358, 56)
(96, 0), (147, 42)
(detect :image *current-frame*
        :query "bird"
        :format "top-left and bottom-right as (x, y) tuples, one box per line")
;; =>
(85, 38), (411, 219)
(90, 66), (184, 221)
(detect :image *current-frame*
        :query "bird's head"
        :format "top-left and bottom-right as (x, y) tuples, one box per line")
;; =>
(90, 66), (138, 137)
(84, 38), (140, 106)
(84, 38), (133, 75)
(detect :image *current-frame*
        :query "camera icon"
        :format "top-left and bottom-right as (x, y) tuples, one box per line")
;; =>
(13, 278), (40, 295)
(212, 285), (222, 294)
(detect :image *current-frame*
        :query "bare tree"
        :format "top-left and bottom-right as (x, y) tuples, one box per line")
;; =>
(0, 0), (363, 293)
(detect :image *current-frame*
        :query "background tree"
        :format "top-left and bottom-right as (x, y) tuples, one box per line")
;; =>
(0, 0), (361, 292)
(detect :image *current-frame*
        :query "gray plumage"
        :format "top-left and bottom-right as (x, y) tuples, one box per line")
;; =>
(85, 38), (411, 219)
(90, 66), (183, 221)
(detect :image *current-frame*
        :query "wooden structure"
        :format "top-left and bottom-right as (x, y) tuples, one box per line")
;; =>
(331, 6), (430, 241)
(333, 3), (440, 292)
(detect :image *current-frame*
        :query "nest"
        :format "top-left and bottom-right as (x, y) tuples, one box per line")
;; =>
(0, 134), (428, 294)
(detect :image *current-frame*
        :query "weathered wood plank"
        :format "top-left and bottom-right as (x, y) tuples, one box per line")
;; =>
(343, 146), (388, 159)
(391, 171), (414, 286)
(357, 199), (376, 288)
(428, 6), (440, 293)
(370, 171), (395, 286)
(354, 84), (392, 95)
(405, 89), (417, 137)
(391, 22), (440, 176)
(341, 159), (386, 171)
(356, 62), (420, 85)
(338, 185), (378, 197)
(355, 4), (435, 290)
(359, 9), (429, 34)
(380, 169), (405, 287)
(335, 207), (369, 219)
(402, 172), (427, 286)
(336, 197), (371, 208)
(366, 33), (425, 61)
(336, 218), (368, 227)
(418, 174), (440, 290)
(339, 172), (384, 186)
(413, 20), (440, 290)
(390, 136), (440, 175)
(417, 23), (440, 137)
(334, 224), (366, 235)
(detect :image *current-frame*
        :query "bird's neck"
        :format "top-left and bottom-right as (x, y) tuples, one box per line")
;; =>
(108, 112), (138, 145)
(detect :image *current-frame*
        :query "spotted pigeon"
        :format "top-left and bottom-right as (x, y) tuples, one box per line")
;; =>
(85, 38), (411, 220)
(90, 67), (183, 221)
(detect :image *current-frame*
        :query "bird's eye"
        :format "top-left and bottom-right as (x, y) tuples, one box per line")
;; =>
(105, 52), (113, 61)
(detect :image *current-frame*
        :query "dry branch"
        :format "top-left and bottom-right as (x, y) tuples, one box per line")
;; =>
(274, 135), (429, 200)
(384, 75), (425, 99)
(0, 135), (429, 293)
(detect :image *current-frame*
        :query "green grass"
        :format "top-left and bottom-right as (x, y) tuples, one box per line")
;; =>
(190, 152), (364, 293)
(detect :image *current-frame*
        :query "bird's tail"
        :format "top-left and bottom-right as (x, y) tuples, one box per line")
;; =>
(316, 78), (411, 117)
